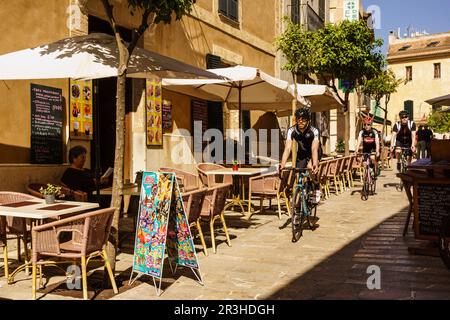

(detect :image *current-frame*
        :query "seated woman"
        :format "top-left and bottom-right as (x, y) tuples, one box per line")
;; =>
(61, 145), (109, 201)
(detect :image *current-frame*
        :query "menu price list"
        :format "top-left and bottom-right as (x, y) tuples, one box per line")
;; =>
(418, 184), (450, 236)
(30, 84), (63, 164)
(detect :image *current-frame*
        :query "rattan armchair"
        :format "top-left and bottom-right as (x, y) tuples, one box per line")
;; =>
(182, 188), (208, 256)
(248, 169), (291, 219)
(0, 192), (40, 279)
(31, 207), (118, 300)
(159, 167), (200, 192)
(200, 184), (232, 254)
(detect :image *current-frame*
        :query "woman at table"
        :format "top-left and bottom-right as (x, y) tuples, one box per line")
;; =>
(61, 145), (109, 201)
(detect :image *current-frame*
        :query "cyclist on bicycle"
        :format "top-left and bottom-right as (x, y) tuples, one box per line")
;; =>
(355, 116), (380, 177)
(279, 107), (322, 174)
(390, 110), (417, 171)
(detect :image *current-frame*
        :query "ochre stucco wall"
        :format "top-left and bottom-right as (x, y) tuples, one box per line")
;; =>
(0, 0), (70, 164)
(388, 57), (450, 124)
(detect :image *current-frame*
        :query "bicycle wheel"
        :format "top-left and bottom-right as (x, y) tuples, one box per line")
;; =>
(371, 171), (377, 195)
(291, 189), (303, 243)
(307, 202), (318, 230)
(361, 168), (369, 201)
(438, 216), (450, 270)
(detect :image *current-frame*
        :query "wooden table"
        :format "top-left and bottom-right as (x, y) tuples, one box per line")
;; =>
(408, 159), (450, 177)
(204, 167), (272, 215)
(0, 199), (99, 283)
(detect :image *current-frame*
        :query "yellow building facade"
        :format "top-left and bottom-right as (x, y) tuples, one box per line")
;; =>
(387, 31), (450, 125)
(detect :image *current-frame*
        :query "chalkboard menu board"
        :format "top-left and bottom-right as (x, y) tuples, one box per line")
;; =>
(414, 180), (450, 241)
(30, 84), (63, 164)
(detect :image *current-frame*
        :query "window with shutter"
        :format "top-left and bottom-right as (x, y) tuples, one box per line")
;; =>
(218, 0), (239, 22)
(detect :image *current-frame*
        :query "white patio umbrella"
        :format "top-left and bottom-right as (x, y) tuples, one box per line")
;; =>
(0, 33), (220, 80)
(162, 65), (309, 127)
(425, 94), (450, 107)
(288, 84), (343, 112)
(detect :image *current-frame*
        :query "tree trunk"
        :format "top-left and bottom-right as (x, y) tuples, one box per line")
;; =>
(105, 38), (129, 278)
(344, 91), (351, 156)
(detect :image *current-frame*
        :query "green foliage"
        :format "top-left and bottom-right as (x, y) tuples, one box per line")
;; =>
(127, 0), (195, 24)
(314, 20), (384, 89)
(363, 69), (402, 104)
(275, 19), (317, 76)
(427, 111), (450, 134)
(335, 139), (345, 153)
(277, 19), (384, 103)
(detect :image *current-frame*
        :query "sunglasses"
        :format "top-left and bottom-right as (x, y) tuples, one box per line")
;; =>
(297, 118), (309, 123)
(364, 123), (372, 126)
(401, 116), (408, 119)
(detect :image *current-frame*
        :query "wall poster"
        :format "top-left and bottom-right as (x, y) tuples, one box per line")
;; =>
(130, 171), (202, 295)
(146, 80), (163, 146)
(69, 79), (93, 140)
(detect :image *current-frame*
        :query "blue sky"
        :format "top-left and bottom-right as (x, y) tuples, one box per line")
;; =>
(362, 0), (450, 55)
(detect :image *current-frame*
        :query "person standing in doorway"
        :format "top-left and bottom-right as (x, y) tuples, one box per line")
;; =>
(416, 125), (427, 159)
(424, 125), (434, 158)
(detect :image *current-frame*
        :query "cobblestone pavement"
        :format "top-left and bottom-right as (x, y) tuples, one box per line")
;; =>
(1, 169), (449, 300)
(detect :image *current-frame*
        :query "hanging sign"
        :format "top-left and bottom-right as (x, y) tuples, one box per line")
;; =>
(343, 0), (360, 21)
(146, 80), (163, 146)
(69, 79), (93, 140)
(130, 171), (202, 295)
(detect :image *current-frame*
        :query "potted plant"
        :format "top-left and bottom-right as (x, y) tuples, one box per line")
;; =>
(335, 139), (345, 154)
(232, 160), (240, 171)
(39, 183), (64, 204)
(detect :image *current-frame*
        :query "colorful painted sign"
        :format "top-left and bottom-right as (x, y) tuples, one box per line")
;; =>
(69, 79), (93, 140)
(166, 179), (199, 269)
(146, 80), (163, 146)
(132, 172), (200, 280)
(343, 0), (360, 22)
(162, 99), (173, 129)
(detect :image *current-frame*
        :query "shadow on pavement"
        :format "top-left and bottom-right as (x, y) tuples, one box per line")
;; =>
(265, 206), (450, 300)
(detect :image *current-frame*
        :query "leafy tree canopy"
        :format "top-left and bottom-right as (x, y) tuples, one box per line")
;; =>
(127, 0), (195, 24)
(363, 69), (402, 106)
(427, 110), (450, 134)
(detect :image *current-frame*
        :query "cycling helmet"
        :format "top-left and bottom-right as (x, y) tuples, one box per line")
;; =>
(295, 107), (311, 120)
(363, 116), (374, 125)
(399, 110), (409, 118)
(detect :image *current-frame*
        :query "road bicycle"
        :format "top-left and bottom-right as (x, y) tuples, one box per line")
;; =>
(290, 168), (320, 243)
(359, 153), (377, 201)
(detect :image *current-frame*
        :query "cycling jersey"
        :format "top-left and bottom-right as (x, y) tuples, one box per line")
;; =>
(393, 120), (417, 147)
(358, 129), (378, 154)
(287, 125), (323, 168)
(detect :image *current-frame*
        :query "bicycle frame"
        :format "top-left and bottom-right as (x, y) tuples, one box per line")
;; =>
(293, 171), (312, 217)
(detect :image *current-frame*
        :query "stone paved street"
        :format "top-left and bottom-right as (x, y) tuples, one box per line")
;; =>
(1, 168), (449, 300)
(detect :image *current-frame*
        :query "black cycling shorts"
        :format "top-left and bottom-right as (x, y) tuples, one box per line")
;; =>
(395, 141), (412, 156)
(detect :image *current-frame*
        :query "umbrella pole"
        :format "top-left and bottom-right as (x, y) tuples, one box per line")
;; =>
(238, 85), (242, 162)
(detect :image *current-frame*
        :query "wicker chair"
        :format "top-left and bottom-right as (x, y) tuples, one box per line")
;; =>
(317, 160), (331, 200)
(200, 184), (232, 254)
(0, 192), (40, 278)
(196, 163), (232, 187)
(182, 188), (208, 256)
(325, 158), (344, 195)
(27, 183), (88, 202)
(248, 169), (292, 219)
(31, 208), (118, 300)
(159, 167), (200, 192)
